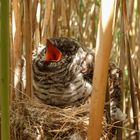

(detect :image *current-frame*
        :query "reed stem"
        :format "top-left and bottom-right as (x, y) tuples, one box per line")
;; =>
(0, 0), (10, 139)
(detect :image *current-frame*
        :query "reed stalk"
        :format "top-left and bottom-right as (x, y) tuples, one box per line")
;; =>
(24, 0), (33, 97)
(0, 0), (10, 139)
(87, 0), (115, 139)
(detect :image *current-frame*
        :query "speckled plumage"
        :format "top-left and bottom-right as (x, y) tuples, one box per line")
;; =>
(33, 37), (94, 106)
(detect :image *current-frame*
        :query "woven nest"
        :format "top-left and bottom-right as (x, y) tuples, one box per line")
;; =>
(10, 96), (116, 140)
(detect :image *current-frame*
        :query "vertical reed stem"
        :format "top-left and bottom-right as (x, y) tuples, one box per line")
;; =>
(88, 0), (115, 139)
(0, 0), (10, 139)
(24, 0), (33, 97)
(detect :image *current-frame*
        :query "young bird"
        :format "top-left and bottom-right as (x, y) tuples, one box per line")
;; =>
(33, 37), (93, 106)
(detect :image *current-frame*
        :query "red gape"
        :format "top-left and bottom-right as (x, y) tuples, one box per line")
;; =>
(45, 39), (62, 62)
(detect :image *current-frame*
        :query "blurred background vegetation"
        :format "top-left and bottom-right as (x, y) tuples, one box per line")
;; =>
(0, 0), (140, 139)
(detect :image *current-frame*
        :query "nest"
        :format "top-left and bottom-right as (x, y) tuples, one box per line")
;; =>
(10, 96), (116, 140)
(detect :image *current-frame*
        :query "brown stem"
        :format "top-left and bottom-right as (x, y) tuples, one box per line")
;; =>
(24, 0), (33, 98)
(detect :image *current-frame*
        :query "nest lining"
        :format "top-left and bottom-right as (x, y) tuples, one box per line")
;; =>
(10, 96), (116, 140)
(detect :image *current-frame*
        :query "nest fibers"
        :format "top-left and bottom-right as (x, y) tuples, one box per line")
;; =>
(10, 97), (116, 140)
